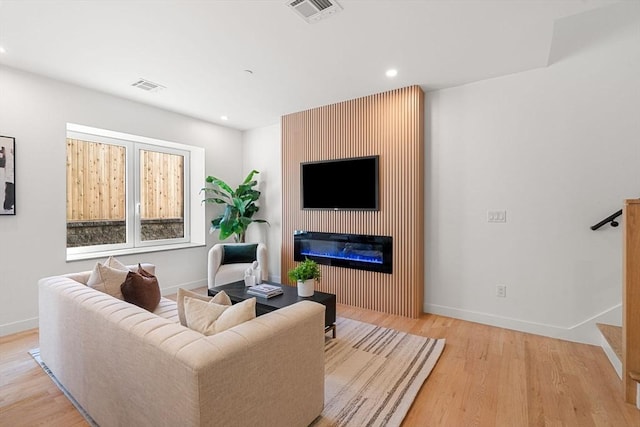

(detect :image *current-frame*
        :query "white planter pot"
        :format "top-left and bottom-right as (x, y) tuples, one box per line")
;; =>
(297, 279), (314, 297)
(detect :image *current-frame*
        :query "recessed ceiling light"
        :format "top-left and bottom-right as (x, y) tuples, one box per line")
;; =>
(0, 46), (6, 54)
(386, 69), (398, 78)
(220, 116), (229, 121)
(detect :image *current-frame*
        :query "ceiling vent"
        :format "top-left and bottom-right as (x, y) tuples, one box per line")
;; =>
(286, 0), (342, 23)
(131, 78), (165, 92)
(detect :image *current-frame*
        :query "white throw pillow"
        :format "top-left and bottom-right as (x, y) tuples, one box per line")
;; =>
(183, 296), (256, 336)
(86, 257), (129, 300)
(176, 288), (231, 327)
(183, 297), (230, 336)
(105, 256), (127, 270)
(215, 298), (256, 333)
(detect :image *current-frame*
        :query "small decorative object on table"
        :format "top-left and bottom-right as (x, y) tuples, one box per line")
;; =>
(247, 284), (283, 298)
(251, 260), (262, 284)
(244, 274), (256, 287)
(243, 261), (263, 287)
(288, 258), (321, 297)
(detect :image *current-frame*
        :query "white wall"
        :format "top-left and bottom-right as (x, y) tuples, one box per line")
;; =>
(425, 3), (640, 344)
(241, 4), (639, 345)
(0, 66), (243, 336)
(3, 4), (636, 345)
(242, 124), (282, 282)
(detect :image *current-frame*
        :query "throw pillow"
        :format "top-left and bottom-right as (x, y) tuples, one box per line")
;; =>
(183, 296), (256, 336)
(121, 270), (161, 312)
(221, 244), (258, 265)
(137, 263), (155, 278)
(214, 297), (256, 333)
(87, 258), (129, 300)
(105, 256), (127, 271)
(176, 288), (231, 327)
(183, 297), (230, 336)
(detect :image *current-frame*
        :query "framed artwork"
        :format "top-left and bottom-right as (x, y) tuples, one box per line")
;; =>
(0, 136), (15, 215)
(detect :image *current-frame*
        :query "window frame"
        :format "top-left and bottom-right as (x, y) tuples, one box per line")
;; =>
(66, 123), (205, 261)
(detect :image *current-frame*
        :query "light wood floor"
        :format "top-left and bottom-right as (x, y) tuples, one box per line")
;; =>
(2, 295), (639, 426)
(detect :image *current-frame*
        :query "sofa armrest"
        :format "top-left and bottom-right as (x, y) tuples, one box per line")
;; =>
(191, 300), (325, 426)
(207, 245), (224, 289)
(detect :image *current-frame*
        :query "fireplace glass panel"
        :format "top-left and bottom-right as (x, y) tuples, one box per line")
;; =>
(294, 231), (392, 274)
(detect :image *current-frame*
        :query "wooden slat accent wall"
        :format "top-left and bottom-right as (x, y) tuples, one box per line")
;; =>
(623, 199), (640, 404)
(281, 86), (424, 318)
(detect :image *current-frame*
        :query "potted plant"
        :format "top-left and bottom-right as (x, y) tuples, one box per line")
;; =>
(202, 170), (269, 242)
(288, 258), (321, 297)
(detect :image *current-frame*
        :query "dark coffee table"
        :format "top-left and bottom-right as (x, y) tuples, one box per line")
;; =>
(208, 280), (337, 337)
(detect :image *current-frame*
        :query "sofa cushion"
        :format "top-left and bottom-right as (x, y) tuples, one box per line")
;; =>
(121, 268), (161, 312)
(86, 257), (129, 299)
(176, 288), (231, 327)
(221, 244), (258, 265)
(152, 298), (180, 323)
(183, 296), (256, 336)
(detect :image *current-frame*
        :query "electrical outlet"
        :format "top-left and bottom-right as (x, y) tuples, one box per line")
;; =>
(496, 284), (507, 298)
(487, 210), (507, 223)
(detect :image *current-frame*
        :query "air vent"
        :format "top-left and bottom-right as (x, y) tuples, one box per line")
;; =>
(286, 0), (342, 23)
(131, 78), (166, 92)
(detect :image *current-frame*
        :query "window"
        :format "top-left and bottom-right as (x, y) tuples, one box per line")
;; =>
(66, 124), (205, 260)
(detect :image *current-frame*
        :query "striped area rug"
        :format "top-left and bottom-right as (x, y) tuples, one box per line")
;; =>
(315, 317), (445, 427)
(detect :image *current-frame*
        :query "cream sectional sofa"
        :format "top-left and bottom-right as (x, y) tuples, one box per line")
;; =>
(38, 264), (325, 427)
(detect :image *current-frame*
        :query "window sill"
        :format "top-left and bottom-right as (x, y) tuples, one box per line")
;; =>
(66, 242), (206, 262)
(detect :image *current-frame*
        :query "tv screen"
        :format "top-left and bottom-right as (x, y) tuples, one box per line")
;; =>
(301, 156), (379, 210)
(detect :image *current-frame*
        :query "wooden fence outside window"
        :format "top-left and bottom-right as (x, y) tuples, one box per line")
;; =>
(66, 138), (184, 221)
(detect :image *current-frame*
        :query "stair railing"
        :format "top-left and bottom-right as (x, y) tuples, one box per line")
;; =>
(591, 209), (623, 230)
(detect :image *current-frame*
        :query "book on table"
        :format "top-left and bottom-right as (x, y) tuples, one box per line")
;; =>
(247, 284), (283, 298)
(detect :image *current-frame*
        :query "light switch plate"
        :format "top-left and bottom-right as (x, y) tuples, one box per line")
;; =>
(488, 210), (507, 223)
(496, 284), (507, 298)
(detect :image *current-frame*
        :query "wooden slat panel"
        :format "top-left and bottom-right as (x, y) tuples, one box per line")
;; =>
(281, 86), (424, 318)
(623, 199), (640, 404)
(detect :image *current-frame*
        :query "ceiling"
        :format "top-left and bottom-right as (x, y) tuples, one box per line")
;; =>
(0, 0), (623, 130)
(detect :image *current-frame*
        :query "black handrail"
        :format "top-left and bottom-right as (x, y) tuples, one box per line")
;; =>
(591, 209), (623, 230)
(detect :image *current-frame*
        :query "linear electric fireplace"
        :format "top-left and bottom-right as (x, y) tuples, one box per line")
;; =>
(294, 231), (392, 274)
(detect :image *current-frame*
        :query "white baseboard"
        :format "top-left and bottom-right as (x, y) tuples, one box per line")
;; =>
(160, 279), (208, 296)
(599, 332), (623, 379)
(424, 302), (622, 345)
(0, 317), (39, 337)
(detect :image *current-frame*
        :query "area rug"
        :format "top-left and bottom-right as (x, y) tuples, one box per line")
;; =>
(315, 317), (445, 426)
(28, 349), (99, 427)
(29, 317), (444, 427)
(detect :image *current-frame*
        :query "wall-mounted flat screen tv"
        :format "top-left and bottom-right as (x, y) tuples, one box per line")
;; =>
(301, 155), (379, 210)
